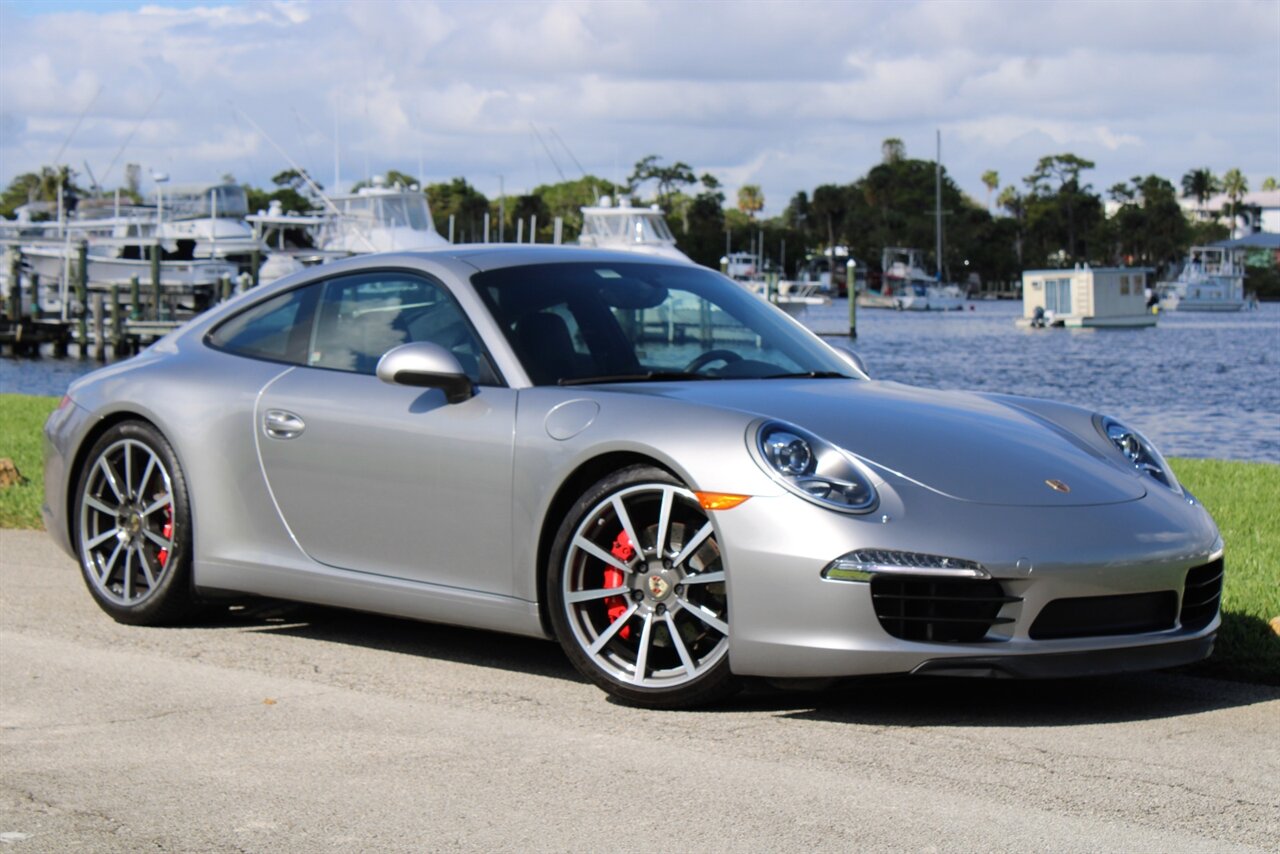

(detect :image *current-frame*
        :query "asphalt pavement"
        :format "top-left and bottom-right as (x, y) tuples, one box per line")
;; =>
(2, 528), (1277, 852)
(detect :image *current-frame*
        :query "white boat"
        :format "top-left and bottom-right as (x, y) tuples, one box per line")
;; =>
(577, 196), (692, 263)
(876, 247), (965, 311)
(148, 182), (263, 264)
(314, 179), (450, 255)
(1157, 246), (1246, 312)
(245, 179), (450, 283)
(866, 131), (967, 312)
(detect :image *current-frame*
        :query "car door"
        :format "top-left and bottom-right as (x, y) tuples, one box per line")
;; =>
(255, 269), (518, 596)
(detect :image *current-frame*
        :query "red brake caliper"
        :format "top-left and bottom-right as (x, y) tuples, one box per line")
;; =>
(603, 530), (633, 640)
(156, 505), (173, 567)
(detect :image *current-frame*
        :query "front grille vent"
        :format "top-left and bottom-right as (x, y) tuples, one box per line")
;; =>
(1180, 558), (1224, 631)
(870, 576), (1018, 643)
(1030, 591), (1178, 640)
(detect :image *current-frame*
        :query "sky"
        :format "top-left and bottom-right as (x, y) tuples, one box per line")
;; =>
(1, 0), (1277, 216)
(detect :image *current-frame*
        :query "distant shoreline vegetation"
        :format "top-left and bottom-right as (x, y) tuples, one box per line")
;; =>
(5, 152), (1278, 299)
(1, 393), (1275, 684)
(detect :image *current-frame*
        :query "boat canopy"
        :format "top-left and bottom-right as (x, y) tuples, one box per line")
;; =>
(582, 210), (675, 245)
(334, 193), (434, 231)
(151, 184), (249, 219)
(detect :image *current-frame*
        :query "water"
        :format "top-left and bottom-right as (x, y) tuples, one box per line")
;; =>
(3, 301), (1278, 463)
(808, 300), (1280, 464)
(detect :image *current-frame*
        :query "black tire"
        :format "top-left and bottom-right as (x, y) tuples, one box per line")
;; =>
(73, 420), (200, 625)
(547, 465), (738, 709)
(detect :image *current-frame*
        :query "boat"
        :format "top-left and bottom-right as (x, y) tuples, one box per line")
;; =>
(791, 247), (863, 297)
(147, 182), (264, 267)
(861, 131), (967, 311)
(577, 196), (692, 263)
(1156, 246), (1246, 312)
(245, 178), (450, 283)
(314, 179), (450, 254)
(1019, 265), (1156, 328)
(869, 247), (965, 311)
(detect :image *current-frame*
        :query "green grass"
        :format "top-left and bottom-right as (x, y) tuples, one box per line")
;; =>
(0, 393), (59, 529)
(1169, 458), (1280, 685)
(0, 393), (1276, 683)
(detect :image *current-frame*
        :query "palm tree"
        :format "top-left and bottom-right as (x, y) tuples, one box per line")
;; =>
(1262, 177), (1278, 192)
(736, 184), (764, 220)
(1221, 168), (1248, 237)
(981, 170), (999, 212)
(998, 186), (1025, 267)
(1180, 168), (1219, 217)
(881, 138), (905, 165)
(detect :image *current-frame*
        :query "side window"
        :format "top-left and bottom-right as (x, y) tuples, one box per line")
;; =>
(206, 286), (316, 364)
(307, 272), (495, 383)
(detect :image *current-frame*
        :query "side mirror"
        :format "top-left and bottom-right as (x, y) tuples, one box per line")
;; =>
(376, 342), (475, 403)
(831, 344), (869, 378)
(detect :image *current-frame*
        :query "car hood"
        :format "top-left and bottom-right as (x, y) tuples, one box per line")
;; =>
(609, 379), (1146, 507)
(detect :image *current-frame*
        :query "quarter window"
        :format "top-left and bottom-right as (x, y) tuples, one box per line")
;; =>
(308, 272), (495, 383)
(206, 287), (316, 364)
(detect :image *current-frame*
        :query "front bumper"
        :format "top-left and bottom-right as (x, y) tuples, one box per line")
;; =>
(41, 396), (98, 559)
(715, 480), (1222, 679)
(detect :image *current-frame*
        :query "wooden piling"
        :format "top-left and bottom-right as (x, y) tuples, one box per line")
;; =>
(76, 241), (89, 359)
(110, 285), (124, 356)
(29, 272), (40, 316)
(91, 293), (105, 361)
(251, 247), (260, 288)
(129, 276), (141, 320)
(846, 258), (858, 339)
(7, 251), (23, 320)
(150, 245), (161, 321)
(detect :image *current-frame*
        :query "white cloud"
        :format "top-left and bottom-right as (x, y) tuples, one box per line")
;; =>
(0, 0), (1276, 213)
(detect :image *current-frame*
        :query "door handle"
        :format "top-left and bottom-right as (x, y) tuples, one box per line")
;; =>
(263, 409), (306, 440)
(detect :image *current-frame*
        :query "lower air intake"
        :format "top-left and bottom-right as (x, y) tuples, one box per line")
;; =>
(1180, 558), (1224, 631)
(1030, 591), (1178, 640)
(870, 576), (1017, 643)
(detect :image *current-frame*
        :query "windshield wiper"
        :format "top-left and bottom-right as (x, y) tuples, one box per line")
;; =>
(559, 371), (718, 386)
(762, 371), (853, 379)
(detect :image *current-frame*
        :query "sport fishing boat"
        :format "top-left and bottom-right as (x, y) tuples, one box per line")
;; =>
(1156, 246), (1246, 312)
(577, 196), (691, 263)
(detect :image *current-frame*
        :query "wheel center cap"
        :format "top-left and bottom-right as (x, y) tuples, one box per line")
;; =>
(120, 511), (142, 538)
(647, 574), (671, 600)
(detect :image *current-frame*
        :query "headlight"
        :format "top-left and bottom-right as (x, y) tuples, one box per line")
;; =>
(1098, 416), (1181, 493)
(752, 420), (878, 513)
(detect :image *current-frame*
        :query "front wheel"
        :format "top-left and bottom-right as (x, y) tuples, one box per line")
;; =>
(547, 465), (738, 708)
(74, 420), (199, 625)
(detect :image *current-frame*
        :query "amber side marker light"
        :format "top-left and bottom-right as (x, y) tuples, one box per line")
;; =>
(695, 492), (751, 511)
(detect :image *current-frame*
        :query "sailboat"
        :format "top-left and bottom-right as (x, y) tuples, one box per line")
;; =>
(859, 131), (966, 311)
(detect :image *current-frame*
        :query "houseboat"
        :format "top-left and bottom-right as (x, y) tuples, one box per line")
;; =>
(1020, 266), (1156, 328)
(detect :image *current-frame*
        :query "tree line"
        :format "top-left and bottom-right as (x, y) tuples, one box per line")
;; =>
(3, 144), (1274, 293)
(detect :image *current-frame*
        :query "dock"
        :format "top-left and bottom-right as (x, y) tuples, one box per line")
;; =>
(1, 243), (253, 360)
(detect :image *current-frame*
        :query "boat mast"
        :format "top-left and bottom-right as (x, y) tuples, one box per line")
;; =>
(935, 129), (943, 283)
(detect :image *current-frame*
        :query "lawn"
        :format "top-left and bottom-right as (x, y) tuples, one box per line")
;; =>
(0, 393), (59, 529)
(1, 392), (1276, 683)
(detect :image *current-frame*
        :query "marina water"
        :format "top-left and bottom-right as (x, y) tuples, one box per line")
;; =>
(3, 300), (1277, 464)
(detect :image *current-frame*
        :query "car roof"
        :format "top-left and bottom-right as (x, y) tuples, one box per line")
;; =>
(374, 244), (699, 274)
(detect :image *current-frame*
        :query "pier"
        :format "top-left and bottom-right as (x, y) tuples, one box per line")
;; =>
(1, 243), (252, 360)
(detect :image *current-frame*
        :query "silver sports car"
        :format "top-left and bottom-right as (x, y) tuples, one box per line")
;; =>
(43, 246), (1223, 708)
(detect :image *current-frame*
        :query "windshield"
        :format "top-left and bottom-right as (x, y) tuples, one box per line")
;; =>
(377, 195), (432, 230)
(472, 262), (855, 385)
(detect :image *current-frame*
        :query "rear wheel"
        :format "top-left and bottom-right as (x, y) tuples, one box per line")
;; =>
(547, 465), (737, 708)
(74, 421), (198, 625)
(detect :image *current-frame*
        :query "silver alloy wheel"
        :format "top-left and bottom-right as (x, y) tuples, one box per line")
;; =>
(561, 482), (728, 689)
(78, 438), (177, 607)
